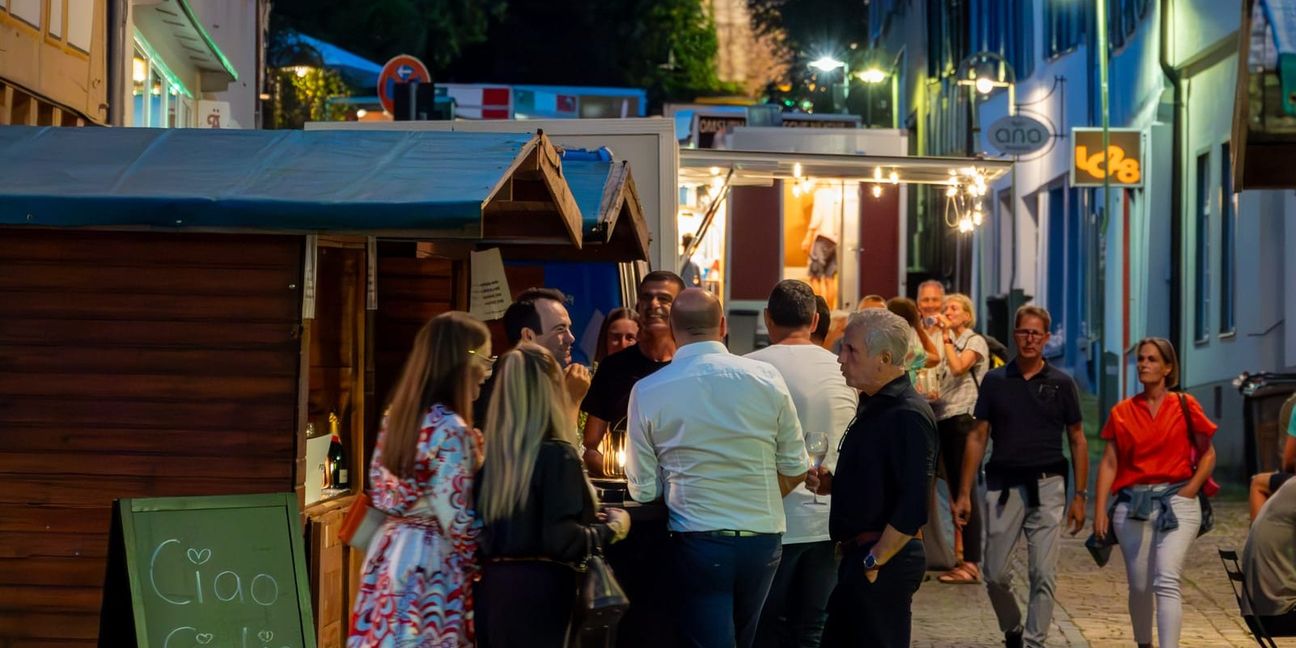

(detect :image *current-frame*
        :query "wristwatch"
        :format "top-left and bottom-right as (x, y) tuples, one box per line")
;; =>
(863, 552), (879, 570)
(1076, 489), (1090, 500)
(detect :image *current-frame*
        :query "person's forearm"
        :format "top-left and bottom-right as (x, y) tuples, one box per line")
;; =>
(1094, 450), (1117, 516)
(1068, 427), (1089, 494)
(960, 429), (988, 499)
(871, 524), (914, 565)
(1183, 445), (1216, 495)
(778, 471), (807, 497)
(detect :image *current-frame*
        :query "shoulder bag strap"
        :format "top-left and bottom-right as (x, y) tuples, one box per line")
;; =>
(1178, 392), (1197, 470)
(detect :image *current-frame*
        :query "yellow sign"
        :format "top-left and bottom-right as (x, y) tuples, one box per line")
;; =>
(1071, 128), (1143, 187)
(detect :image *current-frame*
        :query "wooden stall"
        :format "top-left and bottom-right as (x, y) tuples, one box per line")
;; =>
(0, 126), (650, 646)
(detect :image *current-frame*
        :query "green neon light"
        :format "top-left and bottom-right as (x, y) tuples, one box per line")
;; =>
(177, 0), (239, 82)
(133, 30), (193, 98)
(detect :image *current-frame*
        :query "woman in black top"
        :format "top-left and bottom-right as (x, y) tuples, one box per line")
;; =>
(476, 343), (631, 647)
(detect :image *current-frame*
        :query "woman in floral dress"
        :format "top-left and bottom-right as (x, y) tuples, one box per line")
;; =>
(349, 311), (493, 648)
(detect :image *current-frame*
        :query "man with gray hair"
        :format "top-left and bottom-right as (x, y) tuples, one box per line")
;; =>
(811, 308), (938, 647)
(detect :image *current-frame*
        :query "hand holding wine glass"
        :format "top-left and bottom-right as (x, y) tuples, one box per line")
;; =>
(805, 433), (829, 506)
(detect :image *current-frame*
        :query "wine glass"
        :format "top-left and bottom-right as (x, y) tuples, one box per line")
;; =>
(805, 433), (829, 506)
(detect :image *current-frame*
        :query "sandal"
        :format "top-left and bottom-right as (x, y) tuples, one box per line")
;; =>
(937, 561), (981, 584)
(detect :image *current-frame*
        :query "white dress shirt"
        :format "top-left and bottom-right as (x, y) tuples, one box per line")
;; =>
(745, 343), (858, 543)
(626, 340), (808, 533)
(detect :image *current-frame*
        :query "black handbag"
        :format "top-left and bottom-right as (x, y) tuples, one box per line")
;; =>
(577, 526), (629, 631)
(1178, 393), (1215, 537)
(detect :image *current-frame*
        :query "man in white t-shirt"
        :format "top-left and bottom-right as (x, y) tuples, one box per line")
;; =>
(748, 280), (859, 647)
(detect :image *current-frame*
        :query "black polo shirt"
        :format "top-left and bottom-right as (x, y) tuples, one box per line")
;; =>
(973, 359), (1083, 473)
(580, 344), (670, 426)
(829, 375), (938, 540)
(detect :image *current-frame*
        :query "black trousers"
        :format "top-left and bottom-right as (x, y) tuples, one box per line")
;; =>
(939, 413), (982, 564)
(820, 539), (925, 648)
(476, 560), (579, 648)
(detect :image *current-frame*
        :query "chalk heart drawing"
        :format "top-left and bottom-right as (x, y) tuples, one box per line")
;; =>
(187, 547), (212, 566)
(195, 632), (214, 644)
(258, 630), (274, 643)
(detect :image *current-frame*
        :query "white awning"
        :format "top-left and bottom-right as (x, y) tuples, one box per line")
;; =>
(679, 148), (1012, 187)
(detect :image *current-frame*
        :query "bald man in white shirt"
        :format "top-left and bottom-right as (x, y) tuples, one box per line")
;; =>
(627, 288), (809, 648)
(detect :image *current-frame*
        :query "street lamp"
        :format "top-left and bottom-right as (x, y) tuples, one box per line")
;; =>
(808, 55), (849, 114)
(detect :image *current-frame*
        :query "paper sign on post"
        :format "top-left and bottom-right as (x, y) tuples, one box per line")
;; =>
(470, 248), (511, 321)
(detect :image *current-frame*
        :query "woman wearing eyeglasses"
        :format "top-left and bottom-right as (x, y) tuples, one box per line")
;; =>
(348, 312), (493, 648)
(1093, 338), (1217, 648)
(476, 343), (631, 647)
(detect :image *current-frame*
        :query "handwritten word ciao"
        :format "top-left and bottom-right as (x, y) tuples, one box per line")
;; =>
(149, 539), (281, 607)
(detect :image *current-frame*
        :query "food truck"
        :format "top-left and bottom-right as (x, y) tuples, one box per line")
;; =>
(0, 125), (649, 647)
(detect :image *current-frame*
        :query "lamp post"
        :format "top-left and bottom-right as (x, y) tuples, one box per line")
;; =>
(809, 55), (849, 114)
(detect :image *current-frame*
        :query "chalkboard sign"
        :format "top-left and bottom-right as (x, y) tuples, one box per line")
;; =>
(99, 493), (317, 648)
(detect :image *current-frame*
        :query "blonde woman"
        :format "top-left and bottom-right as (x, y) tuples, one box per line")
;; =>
(932, 293), (989, 585)
(476, 343), (631, 647)
(349, 312), (492, 647)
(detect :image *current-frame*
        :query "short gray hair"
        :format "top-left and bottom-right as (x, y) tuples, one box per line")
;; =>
(917, 279), (946, 296)
(845, 309), (911, 367)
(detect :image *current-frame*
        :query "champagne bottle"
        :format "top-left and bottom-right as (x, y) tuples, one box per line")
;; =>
(327, 412), (348, 489)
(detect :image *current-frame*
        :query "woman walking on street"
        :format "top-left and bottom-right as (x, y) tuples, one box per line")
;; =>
(1093, 337), (1217, 648)
(349, 312), (492, 647)
(476, 343), (631, 647)
(932, 293), (989, 585)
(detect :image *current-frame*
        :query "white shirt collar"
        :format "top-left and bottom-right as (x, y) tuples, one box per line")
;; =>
(671, 339), (727, 361)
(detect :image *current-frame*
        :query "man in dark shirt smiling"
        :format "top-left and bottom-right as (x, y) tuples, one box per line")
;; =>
(811, 308), (937, 648)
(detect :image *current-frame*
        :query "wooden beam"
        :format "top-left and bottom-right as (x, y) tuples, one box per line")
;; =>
(0, 85), (12, 126)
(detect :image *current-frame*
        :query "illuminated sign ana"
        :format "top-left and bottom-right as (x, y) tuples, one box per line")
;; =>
(1071, 128), (1144, 187)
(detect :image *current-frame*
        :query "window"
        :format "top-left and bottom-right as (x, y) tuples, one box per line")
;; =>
(1106, 0), (1142, 51)
(1219, 143), (1235, 335)
(1194, 152), (1211, 343)
(130, 33), (193, 128)
(1044, 0), (1085, 58)
(970, 0), (1036, 81)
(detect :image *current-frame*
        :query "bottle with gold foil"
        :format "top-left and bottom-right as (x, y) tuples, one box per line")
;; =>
(327, 412), (349, 489)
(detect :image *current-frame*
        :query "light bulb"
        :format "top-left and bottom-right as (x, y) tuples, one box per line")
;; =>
(889, 170), (899, 184)
(946, 186), (958, 198)
(958, 217), (974, 233)
(972, 211), (984, 226)
(709, 166), (721, 177)
(873, 167), (883, 181)
(975, 77), (995, 95)
(792, 184), (802, 198)
(871, 184), (883, 198)
(793, 162), (803, 178)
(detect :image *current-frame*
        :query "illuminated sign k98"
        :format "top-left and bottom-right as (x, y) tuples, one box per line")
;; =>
(1071, 128), (1144, 187)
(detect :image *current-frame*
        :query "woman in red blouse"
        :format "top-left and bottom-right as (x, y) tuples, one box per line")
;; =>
(1093, 337), (1217, 648)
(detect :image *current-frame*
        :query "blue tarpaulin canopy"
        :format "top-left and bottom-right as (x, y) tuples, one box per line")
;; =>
(0, 126), (589, 246)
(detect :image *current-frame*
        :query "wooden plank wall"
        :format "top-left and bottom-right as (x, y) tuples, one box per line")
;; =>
(366, 244), (462, 474)
(0, 229), (304, 646)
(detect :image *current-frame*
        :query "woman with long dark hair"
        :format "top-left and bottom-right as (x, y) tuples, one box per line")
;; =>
(595, 307), (639, 363)
(1093, 337), (1217, 648)
(348, 312), (492, 647)
(476, 343), (630, 647)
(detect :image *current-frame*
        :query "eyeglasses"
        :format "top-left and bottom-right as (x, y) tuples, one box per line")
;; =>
(468, 348), (497, 375)
(1013, 329), (1046, 340)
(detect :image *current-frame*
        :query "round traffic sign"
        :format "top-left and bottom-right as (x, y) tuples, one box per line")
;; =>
(377, 54), (431, 115)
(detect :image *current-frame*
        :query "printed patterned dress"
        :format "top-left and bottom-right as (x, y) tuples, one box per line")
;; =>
(348, 404), (481, 648)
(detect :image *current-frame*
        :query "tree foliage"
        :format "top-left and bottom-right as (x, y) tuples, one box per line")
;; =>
(270, 0), (506, 74)
(269, 67), (350, 130)
(747, 0), (869, 112)
(444, 0), (736, 108)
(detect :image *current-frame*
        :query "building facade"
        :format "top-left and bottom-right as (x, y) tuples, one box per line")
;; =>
(1, 0), (264, 128)
(871, 0), (1296, 479)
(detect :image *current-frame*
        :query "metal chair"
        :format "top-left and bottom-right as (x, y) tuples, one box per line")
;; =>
(1219, 548), (1279, 647)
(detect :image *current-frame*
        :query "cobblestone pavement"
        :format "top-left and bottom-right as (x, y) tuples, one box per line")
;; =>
(912, 499), (1295, 647)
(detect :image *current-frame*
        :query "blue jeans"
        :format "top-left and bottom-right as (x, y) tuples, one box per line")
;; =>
(756, 540), (838, 648)
(672, 532), (783, 648)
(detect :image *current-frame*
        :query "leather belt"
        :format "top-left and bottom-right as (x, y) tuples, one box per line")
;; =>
(837, 528), (922, 552)
(675, 529), (769, 538)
